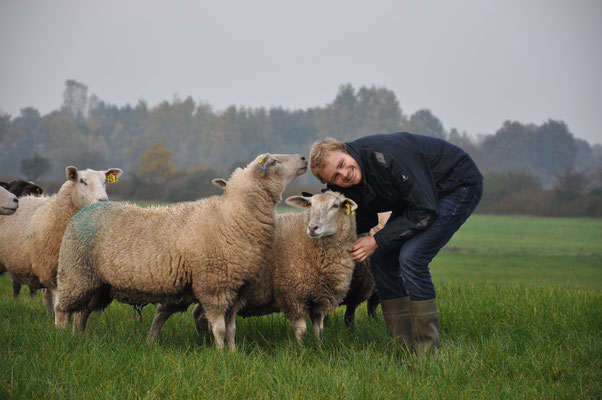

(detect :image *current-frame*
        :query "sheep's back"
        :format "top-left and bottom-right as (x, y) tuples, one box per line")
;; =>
(65, 200), (221, 294)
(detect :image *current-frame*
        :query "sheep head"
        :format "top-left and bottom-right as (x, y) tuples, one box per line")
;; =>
(66, 166), (123, 210)
(0, 186), (18, 215)
(286, 190), (357, 239)
(252, 153), (308, 186)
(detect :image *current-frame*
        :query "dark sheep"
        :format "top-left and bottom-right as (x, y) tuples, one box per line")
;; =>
(0, 180), (44, 197)
(340, 259), (378, 325)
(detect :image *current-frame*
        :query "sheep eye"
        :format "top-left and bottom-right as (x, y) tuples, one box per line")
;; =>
(331, 203), (340, 209)
(79, 179), (88, 186)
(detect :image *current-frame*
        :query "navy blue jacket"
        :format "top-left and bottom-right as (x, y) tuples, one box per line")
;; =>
(327, 132), (483, 250)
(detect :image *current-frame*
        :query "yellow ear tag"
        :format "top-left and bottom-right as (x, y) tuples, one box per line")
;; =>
(345, 203), (355, 216)
(107, 173), (117, 183)
(258, 156), (266, 171)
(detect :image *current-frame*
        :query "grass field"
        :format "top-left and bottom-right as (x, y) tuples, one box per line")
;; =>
(1, 214), (600, 399)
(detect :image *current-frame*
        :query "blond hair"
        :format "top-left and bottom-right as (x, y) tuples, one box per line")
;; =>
(309, 137), (347, 183)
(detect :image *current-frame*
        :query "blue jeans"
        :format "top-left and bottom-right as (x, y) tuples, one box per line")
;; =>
(370, 184), (483, 301)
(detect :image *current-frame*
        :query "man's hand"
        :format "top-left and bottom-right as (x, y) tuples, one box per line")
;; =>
(350, 235), (378, 262)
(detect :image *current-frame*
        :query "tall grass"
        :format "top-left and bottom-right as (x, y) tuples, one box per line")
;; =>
(1, 215), (600, 399)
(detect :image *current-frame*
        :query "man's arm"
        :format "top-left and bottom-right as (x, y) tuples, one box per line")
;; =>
(372, 159), (439, 250)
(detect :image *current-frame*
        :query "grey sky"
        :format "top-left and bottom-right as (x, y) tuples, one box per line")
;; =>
(1, 0), (601, 144)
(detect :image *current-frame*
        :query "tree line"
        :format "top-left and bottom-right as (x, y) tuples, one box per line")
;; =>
(1, 80), (601, 216)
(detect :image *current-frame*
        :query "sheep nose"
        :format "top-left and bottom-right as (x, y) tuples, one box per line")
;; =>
(99, 198), (108, 202)
(308, 225), (319, 235)
(13, 198), (18, 204)
(300, 156), (306, 161)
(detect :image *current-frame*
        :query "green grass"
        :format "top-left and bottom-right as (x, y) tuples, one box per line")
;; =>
(1, 215), (600, 399)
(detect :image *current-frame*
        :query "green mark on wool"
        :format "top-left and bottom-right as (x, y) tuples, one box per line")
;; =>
(71, 201), (121, 244)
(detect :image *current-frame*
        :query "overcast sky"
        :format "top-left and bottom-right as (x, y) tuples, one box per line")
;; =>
(1, 0), (601, 144)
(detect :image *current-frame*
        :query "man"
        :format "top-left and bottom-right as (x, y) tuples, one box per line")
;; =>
(309, 132), (483, 354)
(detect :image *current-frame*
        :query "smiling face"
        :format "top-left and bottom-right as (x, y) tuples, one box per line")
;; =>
(318, 151), (362, 188)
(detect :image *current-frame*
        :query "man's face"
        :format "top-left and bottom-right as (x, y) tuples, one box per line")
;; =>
(319, 151), (362, 187)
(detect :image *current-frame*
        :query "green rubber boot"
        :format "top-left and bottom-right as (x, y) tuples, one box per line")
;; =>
(380, 297), (413, 351)
(410, 298), (441, 355)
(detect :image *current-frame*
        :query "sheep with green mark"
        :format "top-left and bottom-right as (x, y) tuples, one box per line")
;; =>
(0, 166), (122, 315)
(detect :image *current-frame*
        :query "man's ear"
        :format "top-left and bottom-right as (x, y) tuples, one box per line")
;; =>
(212, 178), (227, 190)
(285, 195), (312, 209)
(66, 166), (78, 182)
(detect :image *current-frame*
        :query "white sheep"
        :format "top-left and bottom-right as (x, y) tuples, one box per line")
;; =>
(149, 190), (359, 345)
(0, 166), (122, 314)
(0, 186), (18, 215)
(0, 186), (18, 276)
(0, 179), (44, 297)
(54, 154), (307, 351)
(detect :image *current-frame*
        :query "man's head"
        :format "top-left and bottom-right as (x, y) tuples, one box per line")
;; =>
(309, 138), (362, 187)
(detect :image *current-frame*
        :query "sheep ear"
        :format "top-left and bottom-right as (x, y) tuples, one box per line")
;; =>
(342, 198), (358, 213)
(285, 195), (312, 209)
(0, 182), (8, 190)
(35, 185), (43, 195)
(255, 154), (271, 178)
(212, 178), (227, 190)
(105, 168), (123, 178)
(105, 168), (123, 183)
(66, 166), (78, 182)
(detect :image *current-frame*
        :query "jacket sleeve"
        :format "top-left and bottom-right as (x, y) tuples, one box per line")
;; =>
(372, 158), (439, 250)
(355, 207), (378, 235)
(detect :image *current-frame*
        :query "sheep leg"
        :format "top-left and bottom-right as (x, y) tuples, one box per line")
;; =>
(73, 311), (92, 333)
(192, 304), (209, 338)
(224, 310), (237, 352)
(311, 313), (325, 341)
(54, 308), (71, 329)
(131, 306), (144, 323)
(205, 312), (226, 349)
(344, 303), (358, 325)
(367, 292), (379, 318)
(292, 317), (307, 344)
(43, 288), (55, 317)
(148, 303), (180, 342)
(72, 286), (112, 333)
(12, 280), (22, 298)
